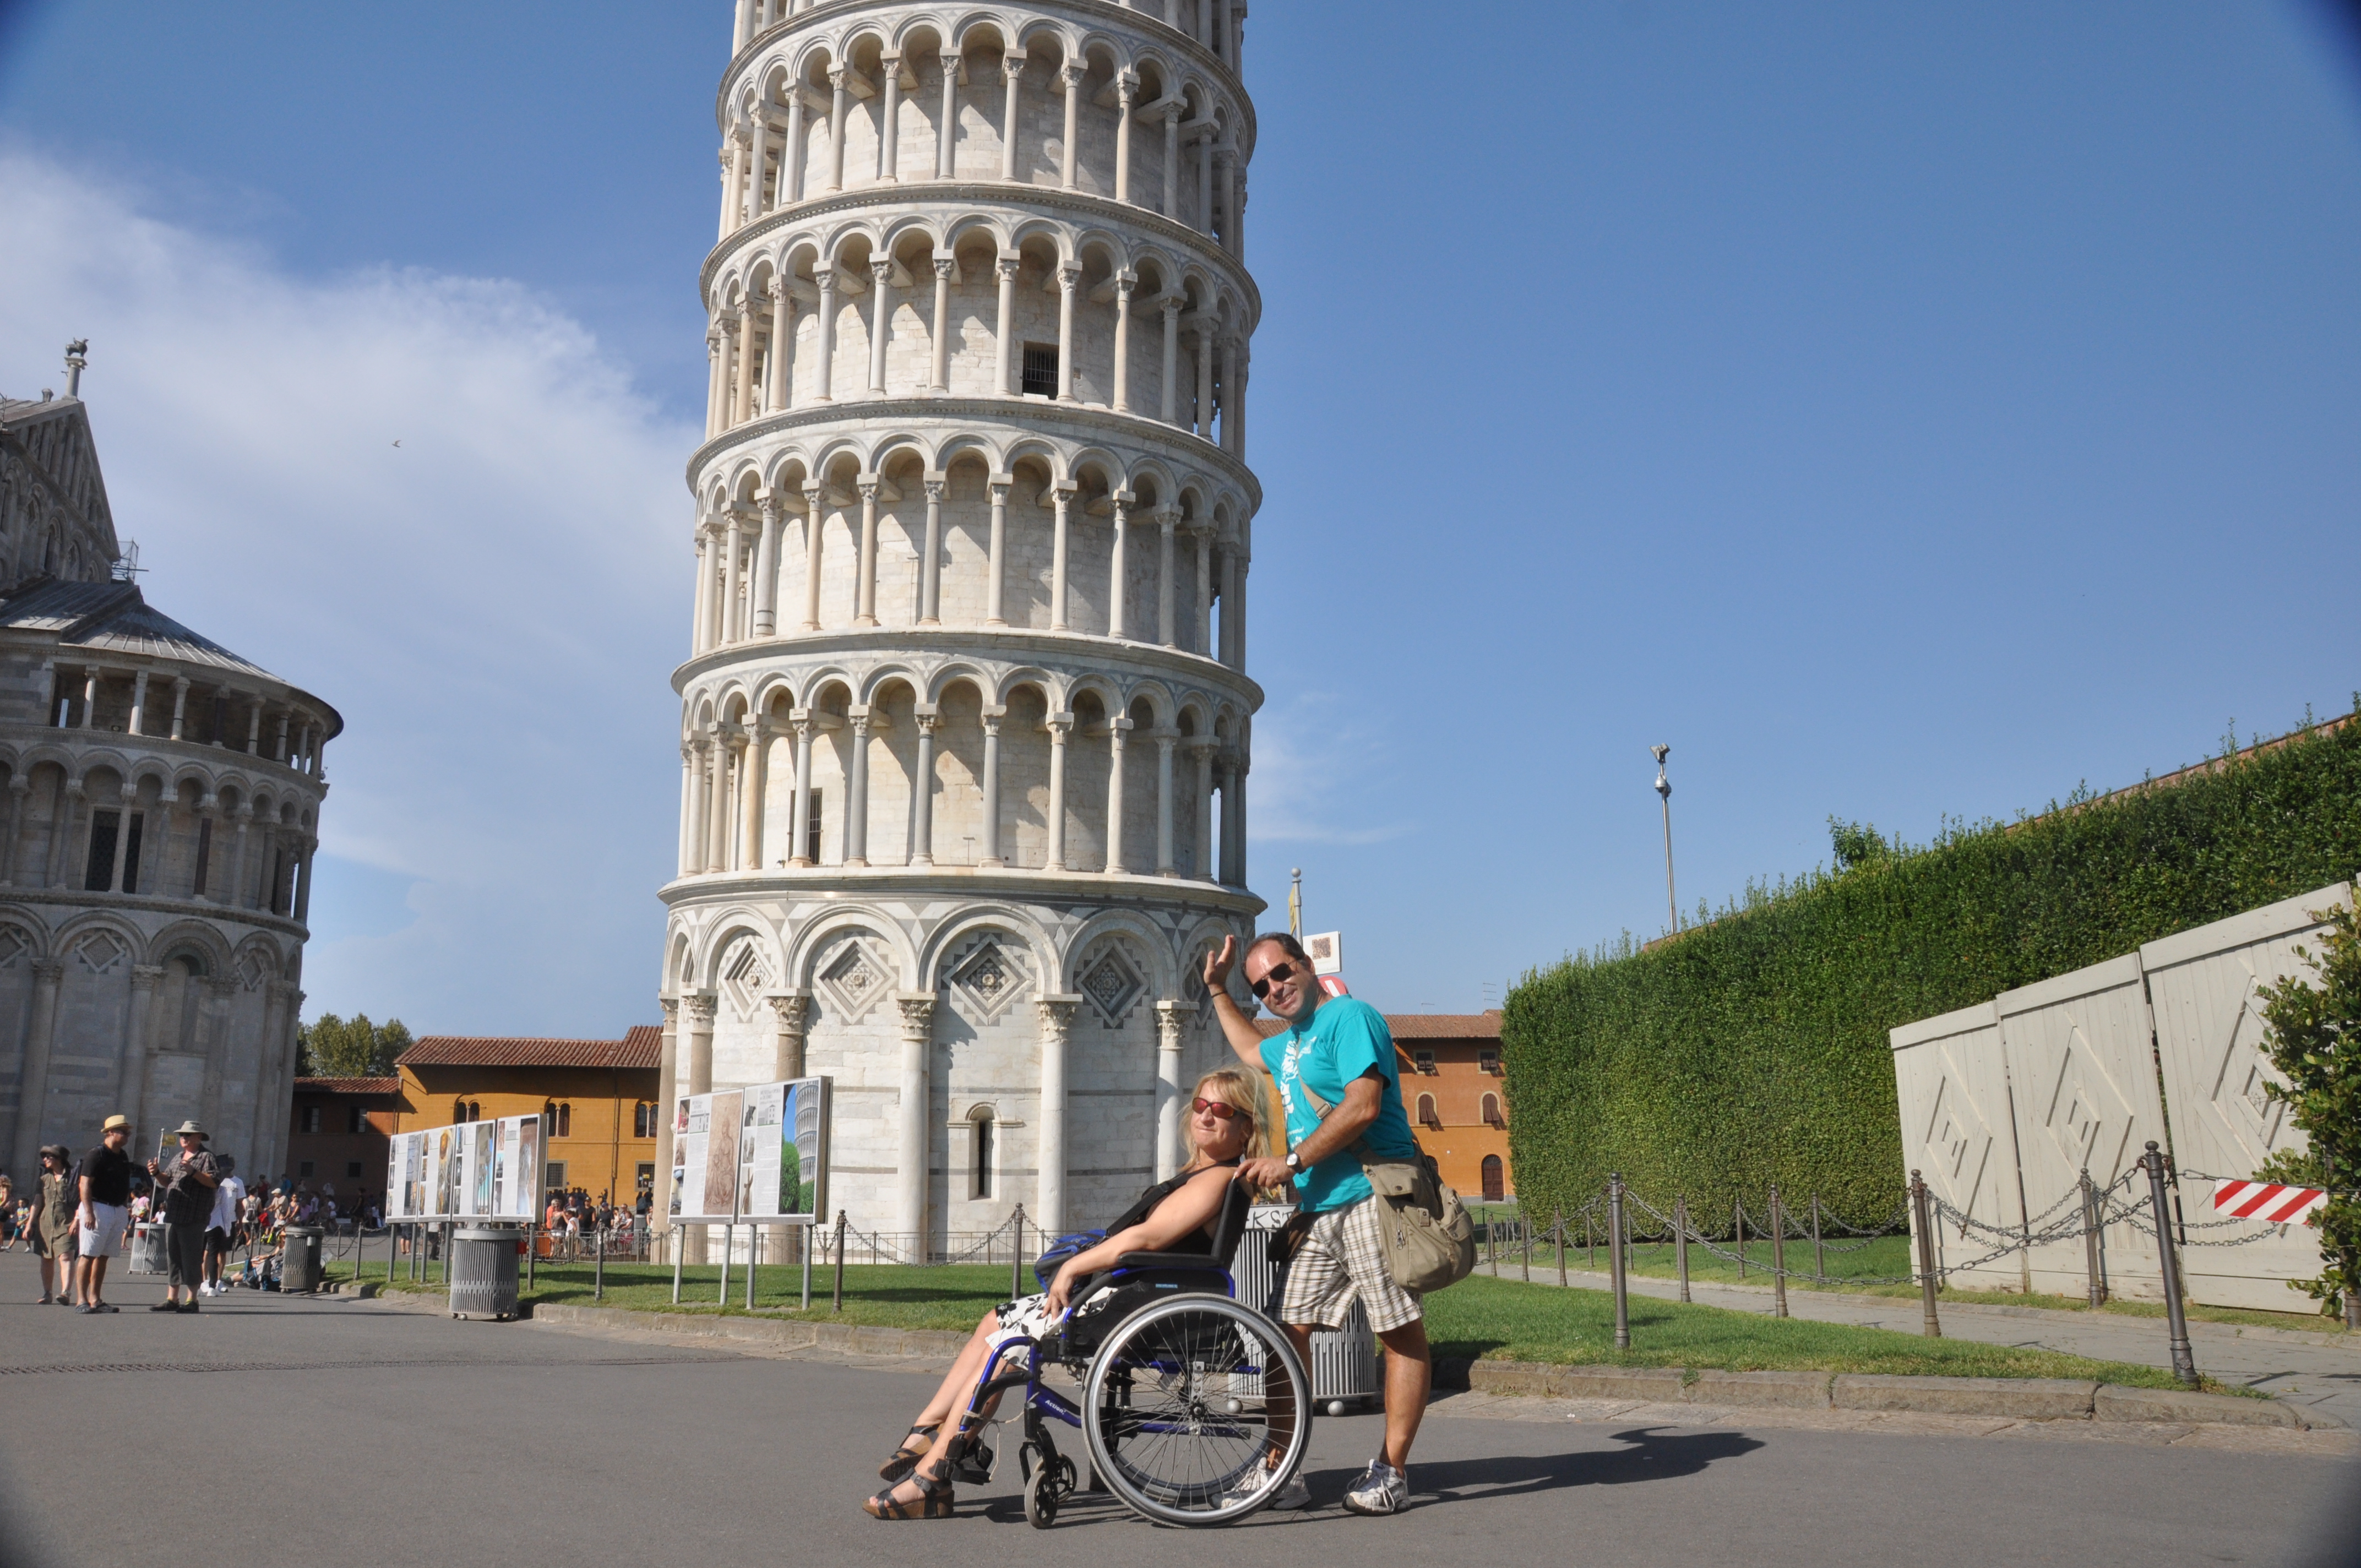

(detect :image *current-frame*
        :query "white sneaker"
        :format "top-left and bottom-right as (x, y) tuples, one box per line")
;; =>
(1341, 1459), (1410, 1515)
(1218, 1471), (1310, 1512)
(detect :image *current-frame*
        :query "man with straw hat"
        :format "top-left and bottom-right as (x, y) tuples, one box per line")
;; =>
(74, 1114), (136, 1311)
(150, 1120), (221, 1313)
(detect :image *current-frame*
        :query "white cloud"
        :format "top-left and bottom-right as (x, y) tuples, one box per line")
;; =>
(0, 146), (697, 1035)
(1244, 691), (1412, 846)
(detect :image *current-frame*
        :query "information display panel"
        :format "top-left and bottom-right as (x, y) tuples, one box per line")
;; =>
(383, 1117), (542, 1221)
(670, 1080), (830, 1223)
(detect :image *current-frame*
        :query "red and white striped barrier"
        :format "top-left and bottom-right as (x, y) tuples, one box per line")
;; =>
(2212, 1179), (2328, 1226)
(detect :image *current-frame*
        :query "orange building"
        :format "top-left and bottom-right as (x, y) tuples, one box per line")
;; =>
(1391, 1013), (1513, 1201)
(284, 1076), (400, 1194)
(392, 1029), (662, 1206)
(1250, 1009), (1514, 1202)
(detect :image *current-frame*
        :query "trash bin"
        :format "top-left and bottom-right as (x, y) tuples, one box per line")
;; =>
(127, 1222), (169, 1276)
(449, 1227), (522, 1320)
(282, 1226), (325, 1293)
(1238, 1204), (1379, 1414)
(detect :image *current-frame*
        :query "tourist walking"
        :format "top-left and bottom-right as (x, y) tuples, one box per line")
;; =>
(202, 1155), (245, 1297)
(1206, 933), (1433, 1516)
(29, 1146), (78, 1303)
(74, 1114), (136, 1312)
(149, 1121), (221, 1313)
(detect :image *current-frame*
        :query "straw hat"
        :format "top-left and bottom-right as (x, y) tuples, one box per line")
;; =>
(101, 1114), (129, 1133)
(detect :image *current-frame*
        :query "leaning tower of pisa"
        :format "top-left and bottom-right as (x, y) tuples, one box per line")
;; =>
(660, 0), (1263, 1256)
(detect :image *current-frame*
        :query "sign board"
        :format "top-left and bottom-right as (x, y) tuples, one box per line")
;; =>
(671, 1078), (831, 1224)
(1304, 932), (1343, 976)
(381, 1116), (541, 1222)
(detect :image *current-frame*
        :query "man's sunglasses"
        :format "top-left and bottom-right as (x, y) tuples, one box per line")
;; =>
(1190, 1097), (1243, 1120)
(1249, 962), (1299, 999)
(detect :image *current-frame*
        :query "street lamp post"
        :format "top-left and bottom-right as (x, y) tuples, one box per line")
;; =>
(1652, 744), (1676, 933)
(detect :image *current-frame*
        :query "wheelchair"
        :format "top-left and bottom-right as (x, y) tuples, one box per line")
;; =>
(951, 1180), (1313, 1528)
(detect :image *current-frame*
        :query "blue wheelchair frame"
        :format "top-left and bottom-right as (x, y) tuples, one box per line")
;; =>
(945, 1183), (1277, 1525)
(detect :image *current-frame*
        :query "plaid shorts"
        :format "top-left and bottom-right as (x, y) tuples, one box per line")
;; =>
(1280, 1193), (1423, 1335)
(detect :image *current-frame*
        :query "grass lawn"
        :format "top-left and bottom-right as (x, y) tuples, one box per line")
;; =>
(325, 1256), (2231, 1393)
(1421, 1273), (2240, 1393)
(326, 1257), (1017, 1330)
(1478, 1224), (2351, 1338)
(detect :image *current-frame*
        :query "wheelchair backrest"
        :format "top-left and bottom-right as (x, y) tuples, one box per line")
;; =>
(1208, 1178), (1251, 1269)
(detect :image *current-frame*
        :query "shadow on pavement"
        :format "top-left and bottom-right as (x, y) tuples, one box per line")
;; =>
(1415, 1426), (1766, 1501)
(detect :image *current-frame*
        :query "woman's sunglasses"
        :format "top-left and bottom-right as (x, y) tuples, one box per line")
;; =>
(1249, 961), (1299, 999)
(1190, 1097), (1243, 1120)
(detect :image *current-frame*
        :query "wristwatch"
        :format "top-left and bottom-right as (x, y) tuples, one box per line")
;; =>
(1283, 1151), (1301, 1172)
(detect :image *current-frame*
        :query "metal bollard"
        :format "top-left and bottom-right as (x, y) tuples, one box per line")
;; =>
(2080, 1168), (2106, 1307)
(1521, 1202), (1532, 1281)
(1734, 1197), (1746, 1280)
(1810, 1193), (1825, 1284)
(2141, 1142), (2200, 1387)
(831, 1209), (848, 1313)
(526, 1223), (536, 1289)
(595, 1226), (605, 1301)
(1011, 1204), (1025, 1302)
(1674, 1195), (1691, 1303)
(1554, 1204), (1566, 1286)
(1910, 1171), (1941, 1338)
(1609, 1173), (1630, 1350)
(1586, 1208), (1595, 1270)
(1769, 1186), (1789, 1317)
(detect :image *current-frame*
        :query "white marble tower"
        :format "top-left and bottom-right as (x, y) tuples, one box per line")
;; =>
(660, 0), (1263, 1256)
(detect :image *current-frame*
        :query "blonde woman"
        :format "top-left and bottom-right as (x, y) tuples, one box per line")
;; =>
(863, 1067), (1269, 1521)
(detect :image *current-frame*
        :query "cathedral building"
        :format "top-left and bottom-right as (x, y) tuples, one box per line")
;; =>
(661, 0), (1263, 1254)
(0, 349), (341, 1183)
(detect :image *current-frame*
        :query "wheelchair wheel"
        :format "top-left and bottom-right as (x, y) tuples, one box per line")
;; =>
(1080, 1294), (1312, 1527)
(1022, 1449), (1074, 1529)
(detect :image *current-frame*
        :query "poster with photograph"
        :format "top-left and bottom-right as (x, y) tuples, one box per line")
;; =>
(513, 1115), (540, 1217)
(702, 1089), (743, 1219)
(384, 1133), (427, 1220)
(740, 1077), (829, 1223)
(670, 1093), (711, 1220)
(464, 1120), (497, 1217)
(429, 1126), (459, 1217)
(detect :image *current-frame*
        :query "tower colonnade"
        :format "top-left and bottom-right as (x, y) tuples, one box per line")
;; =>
(661, 0), (1263, 1262)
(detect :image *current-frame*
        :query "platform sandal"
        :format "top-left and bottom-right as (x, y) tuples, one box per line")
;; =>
(862, 1471), (955, 1520)
(878, 1423), (939, 1483)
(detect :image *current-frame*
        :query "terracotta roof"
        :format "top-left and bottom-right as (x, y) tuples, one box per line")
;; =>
(1248, 1011), (1503, 1041)
(292, 1076), (399, 1095)
(398, 1031), (662, 1070)
(1384, 1013), (1504, 1040)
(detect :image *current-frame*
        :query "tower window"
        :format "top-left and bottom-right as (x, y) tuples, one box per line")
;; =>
(803, 787), (824, 864)
(84, 809), (119, 891)
(1020, 344), (1059, 398)
(970, 1107), (994, 1200)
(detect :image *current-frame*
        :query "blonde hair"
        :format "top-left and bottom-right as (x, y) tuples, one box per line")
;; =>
(1188, 1068), (1269, 1163)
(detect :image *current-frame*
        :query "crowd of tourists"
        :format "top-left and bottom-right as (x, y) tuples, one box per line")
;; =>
(3, 1110), (384, 1309)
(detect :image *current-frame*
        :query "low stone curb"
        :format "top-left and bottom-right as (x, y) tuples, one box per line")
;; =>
(341, 1289), (2332, 1432)
(1446, 1359), (2336, 1430)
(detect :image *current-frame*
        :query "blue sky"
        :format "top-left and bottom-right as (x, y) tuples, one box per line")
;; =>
(2, 2), (2356, 1030)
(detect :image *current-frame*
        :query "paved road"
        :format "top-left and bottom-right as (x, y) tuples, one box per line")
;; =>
(2, 1254), (2356, 1568)
(1525, 1262), (2361, 1429)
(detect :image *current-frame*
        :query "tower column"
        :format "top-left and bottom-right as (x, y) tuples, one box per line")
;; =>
(867, 258), (895, 394)
(979, 709), (1004, 867)
(753, 491), (781, 636)
(1155, 732), (1176, 875)
(1154, 1000), (1185, 1180)
(895, 994), (934, 1246)
(910, 710), (938, 867)
(811, 267), (838, 402)
(929, 258), (954, 392)
(919, 473), (946, 624)
(985, 474), (1011, 624)
(845, 708), (872, 867)
(801, 484), (827, 630)
(999, 57), (1026, 181)
(1044, 713), (1071, 872)
(1106, 492), (1129, 639)
(787, 712), (815, 866)
(1034, 994), (1079, 1237)
(855, 476), (881, 626)
(992, 255), (1019, 395)
(935, 50), (959, 178)
(1105, 716), (1130, 874)
(1049, 482), (1075, 630)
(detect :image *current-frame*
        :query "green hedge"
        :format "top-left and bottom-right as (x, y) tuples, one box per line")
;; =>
(1502, 706), (2361, 1229)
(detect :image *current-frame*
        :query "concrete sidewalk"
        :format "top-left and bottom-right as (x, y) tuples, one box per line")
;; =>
(1511, 1262), (2361, 1429)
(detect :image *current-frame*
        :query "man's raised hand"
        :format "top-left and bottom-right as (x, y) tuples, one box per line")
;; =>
(1202, 935), (1238, 992)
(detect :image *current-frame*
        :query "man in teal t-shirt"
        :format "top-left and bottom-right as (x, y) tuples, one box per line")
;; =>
(1209, 931), (1430, 1517)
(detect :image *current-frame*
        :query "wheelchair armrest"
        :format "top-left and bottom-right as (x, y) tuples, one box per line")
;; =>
(1114, 1251), (1222, 1272)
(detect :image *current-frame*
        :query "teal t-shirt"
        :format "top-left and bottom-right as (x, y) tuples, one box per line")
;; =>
(1258, 996), (1423, 1213)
